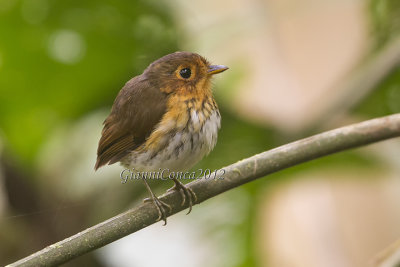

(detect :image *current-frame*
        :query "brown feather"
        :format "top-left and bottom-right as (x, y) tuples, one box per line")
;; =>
(95, 75), (167, 170)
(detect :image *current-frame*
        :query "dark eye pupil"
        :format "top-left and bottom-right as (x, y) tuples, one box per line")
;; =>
(179, 68), (191, 79)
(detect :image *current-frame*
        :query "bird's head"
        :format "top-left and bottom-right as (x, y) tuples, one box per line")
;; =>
(144, 51), (228, 95)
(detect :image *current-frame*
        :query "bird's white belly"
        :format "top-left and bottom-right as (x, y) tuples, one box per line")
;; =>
(122, 109), (220, 172)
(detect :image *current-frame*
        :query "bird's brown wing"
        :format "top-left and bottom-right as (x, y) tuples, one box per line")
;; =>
(95, 75), (167, 170)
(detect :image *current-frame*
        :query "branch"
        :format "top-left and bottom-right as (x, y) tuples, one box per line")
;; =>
(8, 113), (400, 267)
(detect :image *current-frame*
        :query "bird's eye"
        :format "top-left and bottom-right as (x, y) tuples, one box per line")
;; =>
(179, 68), (191, 79)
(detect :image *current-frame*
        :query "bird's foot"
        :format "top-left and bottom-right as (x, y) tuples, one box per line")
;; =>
(143, 196), (171, 225)
(168, 180), (197, 214)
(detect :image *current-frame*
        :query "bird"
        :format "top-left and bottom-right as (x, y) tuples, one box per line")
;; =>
(95, 51), (228, 224)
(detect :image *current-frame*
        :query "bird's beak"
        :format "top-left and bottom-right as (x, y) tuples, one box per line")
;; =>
(208, 65), (229, 75)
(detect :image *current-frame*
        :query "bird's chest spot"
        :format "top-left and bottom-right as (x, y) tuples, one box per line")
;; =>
(186, 108), (220, 153)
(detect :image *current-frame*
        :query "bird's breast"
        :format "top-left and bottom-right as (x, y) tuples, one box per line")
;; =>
(122, 97), (221, 172)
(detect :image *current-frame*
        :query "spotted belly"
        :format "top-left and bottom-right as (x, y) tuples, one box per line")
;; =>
(121, 108), (220, 172)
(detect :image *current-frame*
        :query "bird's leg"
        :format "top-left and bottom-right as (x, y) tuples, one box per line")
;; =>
(142, 179), (171, 225)
(168, 178), (197, 214)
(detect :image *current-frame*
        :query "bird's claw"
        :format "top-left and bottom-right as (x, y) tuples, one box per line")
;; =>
(144, 196), (171, 225)
(168, 181), (197, 214)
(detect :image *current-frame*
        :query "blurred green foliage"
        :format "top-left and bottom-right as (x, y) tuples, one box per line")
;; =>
(355, 68), (400, 117)
(0, 0), (178, 165)
(369, 0), (400, 49)
(357, 0), (400, 117)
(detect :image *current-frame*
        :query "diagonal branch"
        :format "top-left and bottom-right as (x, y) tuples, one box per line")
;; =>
(8, 113), (400, 267)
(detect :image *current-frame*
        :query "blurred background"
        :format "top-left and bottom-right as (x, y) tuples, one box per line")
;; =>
(1, 0), (400, 266)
